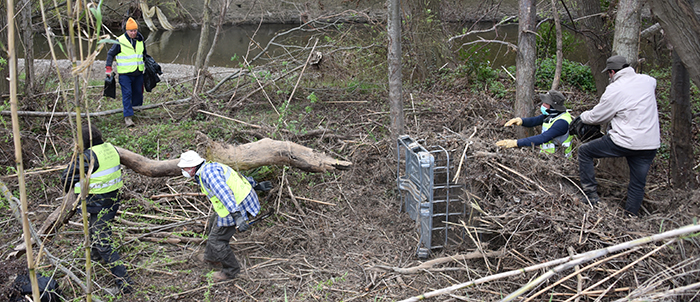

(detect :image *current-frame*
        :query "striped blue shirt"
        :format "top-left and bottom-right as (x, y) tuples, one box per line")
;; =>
(195, 162), (260, 227)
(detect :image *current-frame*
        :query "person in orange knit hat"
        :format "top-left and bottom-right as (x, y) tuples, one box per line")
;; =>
(105, 17), (149, 127)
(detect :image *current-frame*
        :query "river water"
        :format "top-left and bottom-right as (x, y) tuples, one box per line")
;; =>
(32, 24), (312, 68)
(30, 22), (662, 70)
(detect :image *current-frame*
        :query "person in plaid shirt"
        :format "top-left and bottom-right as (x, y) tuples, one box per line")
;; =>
(178, 150), (271, 281)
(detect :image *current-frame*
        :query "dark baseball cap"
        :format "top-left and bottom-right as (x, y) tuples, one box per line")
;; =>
(601, 55), (627, 73)
(539, 90), (567, 111)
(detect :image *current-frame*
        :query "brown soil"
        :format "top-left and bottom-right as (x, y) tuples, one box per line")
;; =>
(2, 58), (700, 302)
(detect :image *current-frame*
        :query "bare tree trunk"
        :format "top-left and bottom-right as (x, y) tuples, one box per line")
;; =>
(612, 0), (642, 68)
(203, 0), (230, 69)
(648, 0), (700, 89)
(550, 0), (563, 91)
(388, 0), (404, 143)
(21, 0), (34, 98)
(670, 50), (696, 189)
(515, 0), (537, 138)
(193, 0), (212, 94)
(0, 2), (8, 99)
(566, 0), (611, 97)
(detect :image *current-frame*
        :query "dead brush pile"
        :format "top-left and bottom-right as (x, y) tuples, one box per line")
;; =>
(400, 99), (700, 300)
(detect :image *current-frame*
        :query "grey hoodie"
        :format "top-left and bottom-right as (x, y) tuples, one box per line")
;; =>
(580, 67), (660, 150)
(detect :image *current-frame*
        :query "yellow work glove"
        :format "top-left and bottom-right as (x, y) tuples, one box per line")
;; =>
(504, 117), (523, 127)
(496, 139), (518, 148)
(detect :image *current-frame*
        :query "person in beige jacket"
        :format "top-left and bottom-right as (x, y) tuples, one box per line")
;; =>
(578, 55), (660, 216)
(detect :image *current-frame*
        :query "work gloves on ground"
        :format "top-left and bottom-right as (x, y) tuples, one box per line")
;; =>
(504, 117), (522, 127)
(496, 139), (518, 149)
(106, 66), (113, 75)
(253, 181), (272, 192)
(232, 212), (249, 232)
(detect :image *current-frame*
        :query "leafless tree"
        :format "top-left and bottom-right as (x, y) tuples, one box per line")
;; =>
(193, 0), (213, 94)
(388, 0), (404, 142)
(647, 0), (699, 188)
(612, 0), (643, 67)
(20, 0), (34, 98)
(550, 0), (563, 91)
(515, 0), (537, 138)
(564, 0), (610, 97)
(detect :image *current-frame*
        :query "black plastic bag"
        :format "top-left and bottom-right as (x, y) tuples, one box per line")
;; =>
(143, 54), (163, 92)
(569, 116), (604, 142)
(103, 73), (116, 98)
(10, 274), (62, 302)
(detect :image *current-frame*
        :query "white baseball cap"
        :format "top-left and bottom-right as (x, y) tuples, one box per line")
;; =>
(178, 150), (205, 168)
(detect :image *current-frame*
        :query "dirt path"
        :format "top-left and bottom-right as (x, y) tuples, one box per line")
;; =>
(18, 59), (241, 82)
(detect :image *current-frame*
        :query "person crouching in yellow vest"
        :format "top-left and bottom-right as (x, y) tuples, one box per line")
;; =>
(60, 124), (133, 294)
(496, 90), (574, 158)
(178, 151), (272, 282)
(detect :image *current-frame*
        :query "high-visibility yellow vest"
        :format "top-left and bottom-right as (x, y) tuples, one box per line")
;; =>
(115, 35), (144, 74)
(75, 143), (123, 194)
(541, 112), (574, 157)
(198, 163), (253, 218)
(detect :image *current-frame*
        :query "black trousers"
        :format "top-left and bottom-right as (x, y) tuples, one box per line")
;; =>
(204, 223), (242, 278)
(578, 135), (657, 215)
(89, 203), (128, 283)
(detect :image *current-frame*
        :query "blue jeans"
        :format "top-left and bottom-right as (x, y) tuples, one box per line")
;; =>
(119, 73), (144, 117)
(578, 135), (657, 215)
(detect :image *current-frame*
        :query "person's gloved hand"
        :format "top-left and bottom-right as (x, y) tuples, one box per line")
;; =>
(232, 212), (249, 232)
(504, 117), (522, 127)
(106, 66), (112, 75)
(496, 139), (518, 148)
(253, 181), (272, 192)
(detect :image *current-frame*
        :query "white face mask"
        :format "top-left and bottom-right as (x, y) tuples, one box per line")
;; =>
(182, 169), (193, 178)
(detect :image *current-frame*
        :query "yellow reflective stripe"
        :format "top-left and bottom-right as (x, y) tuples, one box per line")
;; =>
(116, 61), (145, 67)
(91, 166), (120, 178)
(116, 54), (143, 60)
(76, 177), (123, 189)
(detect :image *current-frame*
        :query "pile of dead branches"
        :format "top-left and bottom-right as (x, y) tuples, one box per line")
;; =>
(386, 128), (700, 301)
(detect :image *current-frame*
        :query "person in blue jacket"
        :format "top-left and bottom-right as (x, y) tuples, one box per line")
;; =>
(105, 17), (148, 127)
(496, 90), (574, 157)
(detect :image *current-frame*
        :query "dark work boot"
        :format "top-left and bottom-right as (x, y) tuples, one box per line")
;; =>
(584, 191), (601, 206)
(115, 275), (134, 294)
(90, 250), (102, 263)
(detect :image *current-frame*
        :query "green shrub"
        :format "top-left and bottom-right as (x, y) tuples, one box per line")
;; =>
(536, 57), (595, 92)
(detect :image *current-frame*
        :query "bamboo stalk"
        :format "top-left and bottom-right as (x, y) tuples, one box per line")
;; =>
(65, 0), (97, 299)
(7, 0), (42, 299)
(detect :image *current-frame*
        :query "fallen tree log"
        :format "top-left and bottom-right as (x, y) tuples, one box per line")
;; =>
(118, 137), (352, 176)
(206, 138), (351, 172)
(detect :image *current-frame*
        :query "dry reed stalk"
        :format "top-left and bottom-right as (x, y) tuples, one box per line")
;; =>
(398, 224), (700, 302)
